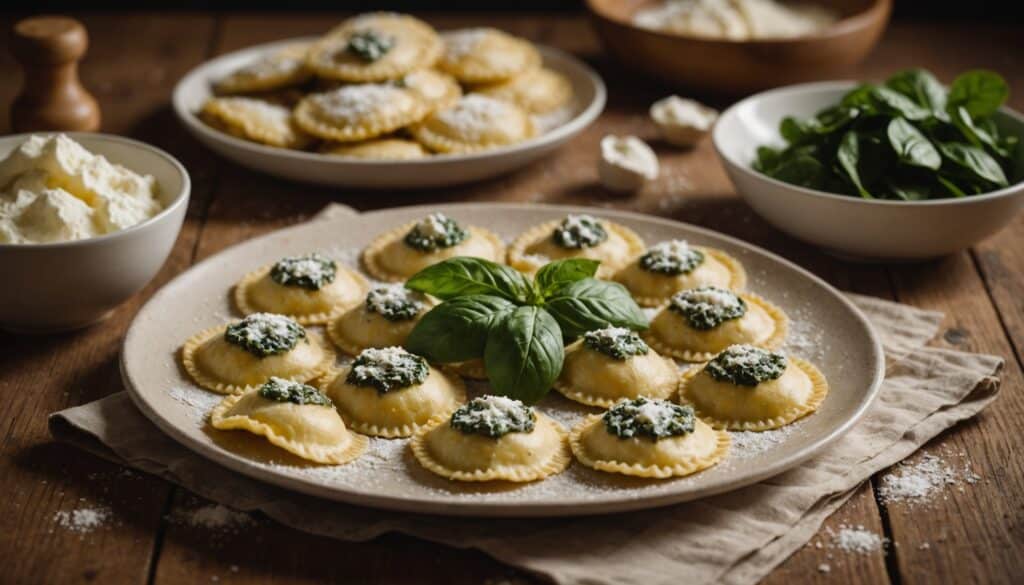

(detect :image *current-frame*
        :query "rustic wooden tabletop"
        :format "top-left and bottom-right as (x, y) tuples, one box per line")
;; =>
(0, 11), (1021, 585)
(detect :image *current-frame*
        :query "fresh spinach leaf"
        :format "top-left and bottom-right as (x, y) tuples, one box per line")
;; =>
(754, 146), (783, 173)
(841, 83), (877, 111)
(405, 295), (515, 363)
(543, 278), (648, 338)
(483, 306), (564, 404)
(939, 142), (1009, 187)
(871, 86), (931, 121)
(948, 70), (1009, 119)
(952, 105), (1011, 159)
(838, 131), (872, 198)
(534, 258), (600, 298)
(937, 175), (968, 198)
(405, 257), (534, 303)
(815, 105), (860, 133)
(769, 155), (829, 190)
(887, 117), (941, 170)
(885, 69), (948, 120)
(886, 179), (930, 201)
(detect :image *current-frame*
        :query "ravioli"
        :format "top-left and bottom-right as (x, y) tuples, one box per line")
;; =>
(361, 213), (504, 282)
(320, 347), (465, 437)
(438, 28), (541, 84)
(473, 67), (573, 114)
(294, 83), (428, 142)
(234, 253), (369, 325)
(570, 397), (730, 478)
(643, 287), (787, 362)
(410, 94), (535, 154)
(328, 284), (433, 355)
(210, 377), (367, 465)
(555, 327), (679, 408)
(678, 345), (828, 431)
(214, 43), (312, 95)
(613, 240), (747, 307)
(411, 395), (571, 482)
(320, 138), (428, 160)
(507, 214), (645, 277)
(306, 13), (442, 82)
(182, 313), (334, 394)
(200, 97), (311, 149)
(401, 69), (462, 114)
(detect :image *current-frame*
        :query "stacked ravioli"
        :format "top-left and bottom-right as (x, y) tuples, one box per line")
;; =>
(199, 13), (575, 159)
(176, 211), (829, 486)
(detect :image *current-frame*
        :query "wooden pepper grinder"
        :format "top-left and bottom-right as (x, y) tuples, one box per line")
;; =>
(10, 16), (101, 133)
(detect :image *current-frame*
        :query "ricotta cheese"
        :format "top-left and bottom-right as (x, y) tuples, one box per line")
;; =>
(650, 96), (719, 147)
(598, 135), (659, 192)
(0, 134), (163, 244)
(634, 0), (838, 40)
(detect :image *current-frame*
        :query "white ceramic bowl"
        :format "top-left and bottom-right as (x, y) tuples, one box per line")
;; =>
(173, 38), (606, 189)
(713, 81), (1024, 260)
(0, 133), (190, 332)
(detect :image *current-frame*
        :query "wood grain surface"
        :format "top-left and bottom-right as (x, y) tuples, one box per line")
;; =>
(0, 11), (1020, 585)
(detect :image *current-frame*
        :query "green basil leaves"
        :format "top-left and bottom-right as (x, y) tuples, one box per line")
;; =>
(405, 257), (648, 403)
(754, 68), (1017, 200)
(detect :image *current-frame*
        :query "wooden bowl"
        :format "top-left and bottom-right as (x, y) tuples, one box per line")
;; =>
(586, 0), (891, 94)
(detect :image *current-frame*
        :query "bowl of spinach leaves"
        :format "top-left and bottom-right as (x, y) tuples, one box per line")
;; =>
(713, 70), (1024, 260)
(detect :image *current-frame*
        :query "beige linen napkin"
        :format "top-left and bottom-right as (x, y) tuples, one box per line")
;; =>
(48, 206), (1003, 585)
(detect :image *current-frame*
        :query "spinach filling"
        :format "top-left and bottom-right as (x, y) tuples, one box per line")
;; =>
(224, 313), (306, 358)
(365, 285), (424, 321)
(639, 241), (705, 275)
(552, 215), (608, 249)
(258, 377), (332, 407)
(346, 347), (429, 393)
(403, 213), (469, 252)
(669, 287), (747, 330)
(603, 397), (695, 440)
(583, 327), (649, 360)
(450, 395), (536, 438)
(705, 345), (787, 387)
(346, 30), (394, 62)
(270, 253), (337, 291)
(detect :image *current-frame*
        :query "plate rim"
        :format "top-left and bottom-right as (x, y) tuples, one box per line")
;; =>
(122, 202), (885, 517)
(171, 37), (607, 167)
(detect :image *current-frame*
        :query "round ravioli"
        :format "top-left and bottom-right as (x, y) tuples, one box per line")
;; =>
(554, 328), (679, 408)
(473, 68), (573, 114)
(294, 83), (427, 142)
(234, 253), (369, 325)
(507, 214), (645, 277)
(328, 285), (434, 355)
(411, 396), (571, 482)
(438, 28), (541, 84)
(182, 313), (334, 394)
(320, 347), (465, 437)
(679, 345), (829, 431)
(411, 94), (535, 154)
(306, 13), (442, 82)
(209, 378), (367, 465)
(570, 397), (729, 478)
(644, 287), (787, 362)
(200, 96), (311, 149)
(320, 138), (428, 160)
(362, 213), (505, 282)
(401, 69), (462, 114)
(214, 43), (312, 95)
(613, 240), (747, 307)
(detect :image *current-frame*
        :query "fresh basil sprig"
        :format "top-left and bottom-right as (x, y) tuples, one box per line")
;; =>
(754, 68), (1019, 200)
(404, 257), (648, 403)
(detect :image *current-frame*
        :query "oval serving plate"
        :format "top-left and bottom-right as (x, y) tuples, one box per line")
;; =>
(122, 204), (883, 517)
(173, 38), (606, 189)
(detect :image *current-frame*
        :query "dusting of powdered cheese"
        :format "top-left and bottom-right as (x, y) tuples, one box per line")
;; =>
(366, 284), (418, 313)
(414, 213), (453, 238)
(436, 95), (512, 142)
(311, 84), (413, 123)
(672, 286), (743, 312)
(443, 28), (489, 59)
(231, 313), (302, 345)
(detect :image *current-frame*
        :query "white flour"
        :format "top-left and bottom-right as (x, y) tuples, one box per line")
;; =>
(54, 506), (110, 533)
(829, 524), (888, 554)
(877, 453), (980, 504)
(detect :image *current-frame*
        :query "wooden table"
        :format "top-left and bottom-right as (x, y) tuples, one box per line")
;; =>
(0, 11), (1021, 585)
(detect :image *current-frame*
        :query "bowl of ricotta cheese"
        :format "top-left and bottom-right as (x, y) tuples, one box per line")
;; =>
(0, 133), (189, 332)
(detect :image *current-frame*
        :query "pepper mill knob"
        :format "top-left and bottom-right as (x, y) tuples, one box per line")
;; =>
(10, 15), (101, 133)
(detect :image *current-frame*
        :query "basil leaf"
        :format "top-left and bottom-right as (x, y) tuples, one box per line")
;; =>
(838, 131), (872, 198)
(534, 259), (600, 298)
(887, 118), (941, 170)
(948, 70), (1009, 119)
(405, 257), (533, 303)
(885, 69), (948, 120)
(939, 142), (1009, 187)
(405, 295), (515, 363)
(871, 86), (931, 121)
(483, 306), (564, 404)
(544, 278), (648, 338)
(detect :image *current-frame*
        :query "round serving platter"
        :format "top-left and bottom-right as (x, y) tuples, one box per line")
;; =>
(122, 204), (883, 517)
(172, 38), (606, 189)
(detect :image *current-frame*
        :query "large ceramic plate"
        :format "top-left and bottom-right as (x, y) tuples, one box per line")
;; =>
(122, 204), (883, 517)
(172, 38), (605, 189)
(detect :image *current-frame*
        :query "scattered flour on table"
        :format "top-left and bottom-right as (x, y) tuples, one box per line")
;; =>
(877, 453), (981, 505)
(54, 506), (110, 533)
(829, 524), (888, 554)
(817, 563), (831, 573)
(170, 503), (255, 533)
